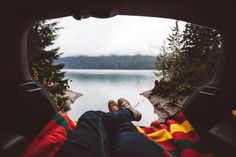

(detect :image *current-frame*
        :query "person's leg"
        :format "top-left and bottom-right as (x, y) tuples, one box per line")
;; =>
(112, 122), (166, 157)
(55, 109), (136, 157)
(110, 98), (165, 157)
(55, 111), (110, 157)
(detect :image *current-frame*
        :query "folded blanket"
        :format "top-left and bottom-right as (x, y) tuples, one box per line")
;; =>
(22, 112), (215, 157)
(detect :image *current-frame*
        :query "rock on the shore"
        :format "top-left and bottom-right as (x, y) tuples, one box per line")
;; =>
(65, 90), (83, 105)
(141, 88), (188, 123)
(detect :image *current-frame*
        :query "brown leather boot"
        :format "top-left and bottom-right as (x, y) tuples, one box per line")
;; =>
(117, 98), (142, 121)
(108, 100), (120, 112)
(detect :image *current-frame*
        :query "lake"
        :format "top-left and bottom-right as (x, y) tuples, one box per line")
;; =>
(64, 69), (159, 126)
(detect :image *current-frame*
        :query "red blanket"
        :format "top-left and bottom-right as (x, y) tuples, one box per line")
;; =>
(21, 112), (76, 157)
(22, 112), (215, 157)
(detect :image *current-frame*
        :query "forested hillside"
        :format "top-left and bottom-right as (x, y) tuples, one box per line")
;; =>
(56, 55), (156, 69)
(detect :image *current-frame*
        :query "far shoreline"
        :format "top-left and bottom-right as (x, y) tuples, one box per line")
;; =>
(62, 68), (157, 71)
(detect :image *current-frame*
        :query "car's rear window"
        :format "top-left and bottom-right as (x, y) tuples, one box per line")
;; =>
(28, 16), (221, 124)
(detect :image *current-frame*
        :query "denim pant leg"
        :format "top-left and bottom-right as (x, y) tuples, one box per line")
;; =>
(112, 122), (166, 157)
(56, 109), (135, 157)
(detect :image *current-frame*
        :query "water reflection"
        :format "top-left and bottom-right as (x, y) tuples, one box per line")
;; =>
(65, 69), (159, 126)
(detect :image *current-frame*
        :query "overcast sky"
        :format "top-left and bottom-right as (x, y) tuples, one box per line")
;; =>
(54, 16), (185, 57)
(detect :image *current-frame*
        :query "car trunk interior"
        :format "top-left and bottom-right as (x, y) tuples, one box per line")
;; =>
(0, 0), (235, 156)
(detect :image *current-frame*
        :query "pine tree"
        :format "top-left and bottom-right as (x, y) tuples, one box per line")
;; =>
(28, 20), (70, 112)
(175, 23), (221, 93)
(168, 21), (182, 53)
(155, 22), (221, 96)
(155, 41), (169, 80)
(166, 21), (183, 81)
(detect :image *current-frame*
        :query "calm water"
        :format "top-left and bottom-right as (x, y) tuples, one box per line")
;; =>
(64, 69), (159, 126)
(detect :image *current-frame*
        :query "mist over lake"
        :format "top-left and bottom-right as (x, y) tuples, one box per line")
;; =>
(64, 69), (159, 126)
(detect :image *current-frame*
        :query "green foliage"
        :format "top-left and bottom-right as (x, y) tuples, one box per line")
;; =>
(155, 41), (170, 80)
(28, 20), (70, 112)
(156, 21), (221, 96)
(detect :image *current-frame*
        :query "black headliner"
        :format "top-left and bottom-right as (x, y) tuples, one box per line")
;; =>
(0, 0), (235, 32)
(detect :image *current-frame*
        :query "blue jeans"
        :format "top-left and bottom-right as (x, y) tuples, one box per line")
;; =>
(55, 109), (165, 157)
